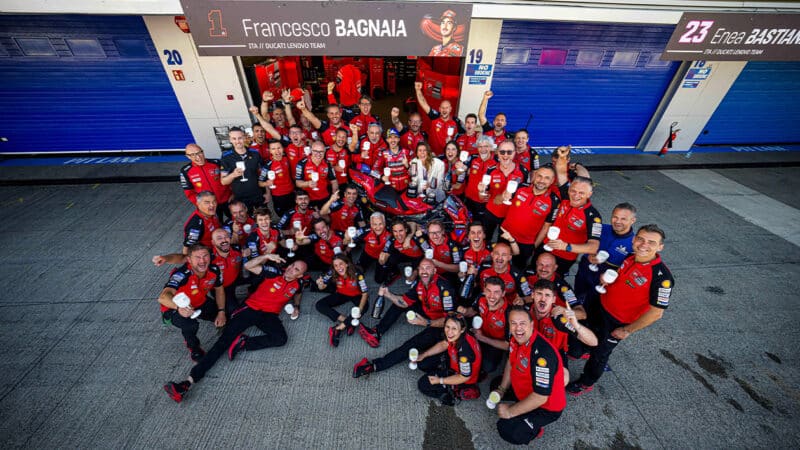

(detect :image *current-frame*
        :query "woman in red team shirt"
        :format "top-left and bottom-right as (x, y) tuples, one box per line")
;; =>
(414, 313), (483, 404)
(314, 254), (369, 348)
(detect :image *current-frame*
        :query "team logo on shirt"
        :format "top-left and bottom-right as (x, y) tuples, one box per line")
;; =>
(662, 280), (671, 288)
(520, 357), (529, 368)
(459, 356), (471, 376)
(536, 357), (547, 367)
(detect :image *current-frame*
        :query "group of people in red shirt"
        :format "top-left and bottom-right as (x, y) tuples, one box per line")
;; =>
(155, 82), (674, 446)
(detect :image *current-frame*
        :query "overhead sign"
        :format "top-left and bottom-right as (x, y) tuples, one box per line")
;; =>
(663, 13), (800, 61)
(180, 0), (472, 56)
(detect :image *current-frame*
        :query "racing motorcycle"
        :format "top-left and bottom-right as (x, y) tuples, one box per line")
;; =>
(348, 167), (471, 244)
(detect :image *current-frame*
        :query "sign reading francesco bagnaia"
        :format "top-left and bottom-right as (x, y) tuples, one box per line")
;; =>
(662, 13), (800, 61)
(180, 0), (473, 57)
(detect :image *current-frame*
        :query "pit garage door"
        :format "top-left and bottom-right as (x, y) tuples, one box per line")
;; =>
(486, 20), (680, 148)
(0, 14), (192, 154)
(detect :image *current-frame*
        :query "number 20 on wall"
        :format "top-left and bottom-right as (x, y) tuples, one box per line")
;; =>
(679, 20), (714, 44)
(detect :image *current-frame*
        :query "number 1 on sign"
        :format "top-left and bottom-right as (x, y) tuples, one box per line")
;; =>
(208, 9), (228, 37)
(469, 49), (483, 64)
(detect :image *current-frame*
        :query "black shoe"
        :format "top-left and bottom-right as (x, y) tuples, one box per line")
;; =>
(345, 323), (356, 336)
(228, 334), (247, 361)
(352, 358), (375, 378)
(163, 381), (191, 403)
(439, 391), (455, 406)
(189, 347), (205, 363)
(328, 326), (341, 348)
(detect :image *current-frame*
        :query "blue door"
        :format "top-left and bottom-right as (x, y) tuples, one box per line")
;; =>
(695, 62), (800, 146)
(0, 15), (192, 154)
(486, 20), (679, 148)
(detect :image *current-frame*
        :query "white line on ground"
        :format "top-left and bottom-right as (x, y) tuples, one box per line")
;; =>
(661, 169), (800, 248)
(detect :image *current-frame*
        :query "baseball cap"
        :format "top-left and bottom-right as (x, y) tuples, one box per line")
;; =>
(386, 128), (400, 138)
(440, 10), (457, 21)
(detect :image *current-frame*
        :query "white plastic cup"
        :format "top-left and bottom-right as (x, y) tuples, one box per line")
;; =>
(311, 131), (318, 140)
(486, 391), (502, 409)
(406, 310), (416, 322)
(409, 361), (418, 370)
(333, 246), (342, 255)
(459, 150), (469, 162)
(459, 261), (468, 273)
(595, 269), (619, 294)
(347, 227), (357, 248)
(425, 248), (434, 259)
(190, 309), (202, 319)
(338, 159), (346, 169)
(286, 238), (295, 257)
(304, 146), (311, 155)
(310, 172), (319, 190)
(243, 224), (252, 234)
(293, 220), (302, 231)
(404, 266), (413, 278)
(350, 306), (361, 326)
(447, 126), (455, 137)
(347, 137), (352, 145)
(364, 141), (371, 150)
(383, 167), (391, 182)
(472, 316), (483, 330)
(267, 170), (276, 188)
(543, 226), (560, 252)
(236, 161), (248, 182)
(284, 303), (295, 315)
(409, 348), (419, 362)
(481, 174), (492, 192)
(503, 180), (518, 205)
(590, 250), (610, 272)
(173, 293), (190, 308)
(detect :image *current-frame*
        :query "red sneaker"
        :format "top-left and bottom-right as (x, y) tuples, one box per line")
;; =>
(357, 323), (380, 348)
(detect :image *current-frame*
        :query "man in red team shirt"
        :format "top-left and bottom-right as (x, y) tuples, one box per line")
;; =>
(295, 140), (338, 209)
(297, 100), (349, 147)
(325, 128), (351, 187)
(259, 139), (296, 216)
(391, 107), (428, 153)
(320, 184), (366, 234)
(482, 140), (527, 241)
(349, 122), (387, 169)
(544, 176), (602, 276)
(182, 191), (222, 254)
(163, 259), (307, 403)
(459, 276), (510, 375)
(225, 200), (255, 249)
(463, 136), (498, 224)
(491, 305), (566, 445)
(501, 165), (559, 269)
(285, 125), (309, 173)
(179, 144), (231, 221)
(354, 212), (391, 282)
(456, 113), (480, 155)
(478, 91), (510, 145)
(349, 95), (380, 139)
(567, 224), (674, 396)
(512, 129), (539, 173)
(157, 245), (226, 362)
(415, 81), (463, 155)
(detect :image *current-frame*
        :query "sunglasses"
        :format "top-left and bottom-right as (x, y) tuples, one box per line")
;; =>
(498, 150), (514, 155)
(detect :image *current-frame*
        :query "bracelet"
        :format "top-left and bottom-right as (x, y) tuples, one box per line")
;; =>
(426, 318), (431, 327)
(439, 377), (444, 385)
(509, 239), (516, 244)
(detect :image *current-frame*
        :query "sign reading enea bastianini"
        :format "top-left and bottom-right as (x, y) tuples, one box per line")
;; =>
(180, 0), (473, 56)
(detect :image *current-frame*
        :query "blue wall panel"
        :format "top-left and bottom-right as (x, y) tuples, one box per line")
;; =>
(695, 62), (800, 145)
(0, 15), (193, 154)
(487, 21), (679, 148)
